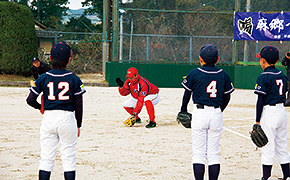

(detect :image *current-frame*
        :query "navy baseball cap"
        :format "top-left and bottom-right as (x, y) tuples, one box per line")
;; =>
(200, 43), (218, 63)
(256, 45), (279, 64)
(50, 41), (73, 61)
(32, 57), (39, 63)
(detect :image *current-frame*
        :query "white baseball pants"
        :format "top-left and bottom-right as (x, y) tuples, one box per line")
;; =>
(123, 93), (160, 107)
(260, 104), (290, 165)
(191, 105), (223, 165)
(39, 110), (78, 172)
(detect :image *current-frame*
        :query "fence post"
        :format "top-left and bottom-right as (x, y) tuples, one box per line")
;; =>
(112, 0), (119, 62)
(190, 36), (193, 63)
(119, 12), (124, 62)
(129, 19), (133, 62)
(54, 32), (58, 44)
(255, 41), (259, 62)
(146, 35), (150, 63)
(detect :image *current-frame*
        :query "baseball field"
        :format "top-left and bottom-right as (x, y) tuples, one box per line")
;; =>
(1, 86), (290, 180)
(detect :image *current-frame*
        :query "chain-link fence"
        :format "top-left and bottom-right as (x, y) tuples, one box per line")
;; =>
(115, 3), (290, 64)
(114, 3), (235, 64)
(36, 31), (102, 74)
(119, 33), (233, 64)
(237, 40), (290, 63)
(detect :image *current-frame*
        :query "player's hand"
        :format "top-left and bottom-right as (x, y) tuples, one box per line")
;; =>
(256, 122), (260, 125)
(115, 78), (124, 87)
(78, 128), (80, 137)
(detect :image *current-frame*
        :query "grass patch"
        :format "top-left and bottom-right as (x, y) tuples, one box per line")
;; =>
(0, 73), (107, 82)
(0, 74), (33, 81)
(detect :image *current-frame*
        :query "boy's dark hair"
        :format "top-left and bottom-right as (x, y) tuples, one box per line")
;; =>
(204, 60), (216, 65)
(51, 58), (69, 69)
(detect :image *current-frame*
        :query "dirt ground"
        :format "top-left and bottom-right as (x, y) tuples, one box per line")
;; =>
(1, 87), (290, 180)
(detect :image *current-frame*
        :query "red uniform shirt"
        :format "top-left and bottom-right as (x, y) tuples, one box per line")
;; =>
(118, 75), (159, 114)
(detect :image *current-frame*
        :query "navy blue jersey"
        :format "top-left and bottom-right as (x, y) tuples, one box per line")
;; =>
(254, 66), (288, 105)
(181, 66), (234, 106)
(30, 69), (86, 111)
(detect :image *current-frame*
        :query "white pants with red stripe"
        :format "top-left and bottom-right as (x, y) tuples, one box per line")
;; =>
(39, 110), (78, 172)
(191, 105), (223, 165)
(123, 93), (160, 107)
(260, 104), (290, 165)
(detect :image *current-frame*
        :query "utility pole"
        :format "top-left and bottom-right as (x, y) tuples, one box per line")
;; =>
(233, 0), (240, 63)
(102, 0), (111, 76)
(243, 0), (251, 62)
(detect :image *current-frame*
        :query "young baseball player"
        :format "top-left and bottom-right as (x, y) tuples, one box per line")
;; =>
(26, 42), (86, 180)
(180, 43), (234, 180)
(116, 67), (160, 128)
(281, 51), (290, 106)
(31, 57), (52, 80)
(255, 45), (290, 180)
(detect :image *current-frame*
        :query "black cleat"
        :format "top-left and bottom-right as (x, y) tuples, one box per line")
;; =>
(145, 121), (156, 128)
(135, 117), (141, 123)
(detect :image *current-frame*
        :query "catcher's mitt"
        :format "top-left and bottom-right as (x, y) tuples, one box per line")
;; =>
(124, 115), (136, 127)
(176, 111), (192, 128)
(250, 124), (268, 148)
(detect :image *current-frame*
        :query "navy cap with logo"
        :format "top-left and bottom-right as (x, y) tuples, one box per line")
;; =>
(32, 57), (40, 63)
(200, 43), (219, 63)
(50, 41), (73, 61)
(256, 45), (279, 64)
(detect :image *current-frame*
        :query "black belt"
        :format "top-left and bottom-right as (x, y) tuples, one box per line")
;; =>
(196, 104), (219, 109)
(269, 103), (282, 106)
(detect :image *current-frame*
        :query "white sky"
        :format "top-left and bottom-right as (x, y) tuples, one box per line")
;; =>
(66, 0), (87, 10)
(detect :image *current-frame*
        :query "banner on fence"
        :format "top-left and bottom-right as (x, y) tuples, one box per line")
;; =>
(234, 11), (290, 41)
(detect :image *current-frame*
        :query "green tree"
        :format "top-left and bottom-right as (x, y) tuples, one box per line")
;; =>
(0, 1), (37, 76)
(65, 15), (97, 32)
(30, 0), (69, 29)
(251, 0), (290, 12)
(82, 0), (103, 19)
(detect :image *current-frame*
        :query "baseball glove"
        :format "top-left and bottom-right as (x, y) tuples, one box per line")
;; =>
(124, 115), (136, 127)
(176, 111), (192, 128)
(250, 124), (268, 148)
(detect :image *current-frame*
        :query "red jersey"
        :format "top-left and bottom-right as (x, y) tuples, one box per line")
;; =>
(118, 75), (159, 114)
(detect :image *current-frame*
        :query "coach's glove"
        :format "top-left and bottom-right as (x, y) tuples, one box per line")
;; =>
(115, 78), (124, 87)
(176, 111), (192, 128)
(250, 124), (268, 148)
(124, 115), (136, 127)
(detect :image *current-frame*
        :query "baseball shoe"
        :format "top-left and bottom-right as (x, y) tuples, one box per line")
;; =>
(146, 121), (156, 128)
(135, 117), (141, 123)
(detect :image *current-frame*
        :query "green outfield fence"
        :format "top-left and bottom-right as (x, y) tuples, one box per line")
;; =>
(106, 61), (287, 90)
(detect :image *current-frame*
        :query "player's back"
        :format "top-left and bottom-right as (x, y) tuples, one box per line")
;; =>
(255, 66), (288, 104)
(33, 69), (85, 111)
(182, 65), (233, 106)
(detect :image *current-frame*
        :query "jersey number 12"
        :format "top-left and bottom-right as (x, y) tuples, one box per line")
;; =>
(207, 80), (217, 98)
(47, 82), (70, 100)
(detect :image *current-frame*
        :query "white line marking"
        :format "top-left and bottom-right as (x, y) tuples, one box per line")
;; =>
(223, 126), (251, 140)
(223, 117), (254, 121)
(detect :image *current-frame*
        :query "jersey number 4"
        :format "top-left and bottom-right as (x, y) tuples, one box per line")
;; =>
(207, 80), (217, 98)
(47, 82), (70, 100)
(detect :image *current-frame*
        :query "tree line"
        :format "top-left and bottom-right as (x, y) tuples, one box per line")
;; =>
(1, 0), (289, 35)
